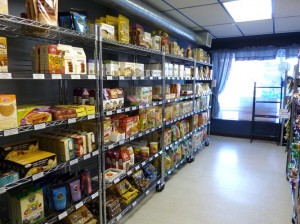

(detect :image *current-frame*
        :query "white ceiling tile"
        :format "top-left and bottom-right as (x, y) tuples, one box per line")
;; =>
(163, 10), (199, 27)
(164, 0), (218, 9)
(179, 4), (233, 26)
(141, 0), (173, 11)
(238, 19), (273, 36)
(274, 0), (300, 18)
(275, 16), (300, 33)
(204, 24), (242, 38)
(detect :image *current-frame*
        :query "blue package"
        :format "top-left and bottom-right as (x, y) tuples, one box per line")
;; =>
(51, 185), (67, 211)
(71, 11), (87, 33)
(58, 12), (73, 29)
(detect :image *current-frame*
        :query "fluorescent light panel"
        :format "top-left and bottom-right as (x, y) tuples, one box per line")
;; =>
(223, 0), (272, 23)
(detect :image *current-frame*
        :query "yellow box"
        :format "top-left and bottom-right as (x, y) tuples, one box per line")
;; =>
(0, 94), (18, 131)
(0, 37), (7, 72)
(0, 0), (8, 14)
(17, 105), (52, 126)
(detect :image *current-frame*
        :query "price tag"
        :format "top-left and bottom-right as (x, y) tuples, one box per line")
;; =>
(75, 201), (84, 210)
(132, 77), (137, 80)
(116, 214), (122, 221)
(138, 133), (142, 137)
(130, 136), (134, 141)
(32, 172), (44, 181)
(88, 75), (96, 79)
(70, 158), (79, 166)
(117, 109), (122, 113)
(33, 122), (47, 130)
(155, 154), (159, 158)
(142, 161), (146, 166)
(125, 108), (130, 112)
(159, 151), (163, 154)
(150, 77), (153, 80)
(3, 128), (18, 136)
(0, 187), (6, 195)
(0, 73), (11, 79)
(149, 157), (154, 161)
(52, 74), (62, 79)
(145, 190), (150, 195)
(84, 154), (91, 160)
(151, 128), (155, 132)
(132, 201), (137, 207)
(88, 114), (95, 120)
(145, 104), (150, 107)
(168, 171), (171, 175)
(157, 180), (161, 185)
(119, 76), (124, 80)
(108, 144), (114, 150)
(135, 165), (140, 170)
(58, 211), (68, 220)
(175, 165), (179, 169)
(139, 105), (144, 109)
(33, 73), (45, 79)
(91, 191), (99, 199)
(146, 130), (150, 134)
(106, 111), (112, 115)
(132, 106), (137, 110)
(181, 160), (184, 164)
(127, 170), (133, 176)
(71, 75), (81, 79)
(68, 118), (76, 124)
(106, 76), (112, 80)
(114, 177), (120, 184)
(92, 150), (99, 156)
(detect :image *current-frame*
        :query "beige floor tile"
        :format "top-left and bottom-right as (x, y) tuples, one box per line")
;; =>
(117, 135), (293, 224)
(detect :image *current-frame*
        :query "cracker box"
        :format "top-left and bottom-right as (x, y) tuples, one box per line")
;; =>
(17, 105), (52, 126)
(152, 35), (161, 51)
(0, 94), (18, 131)
(73, 47), (87, 75)
(135, 63), (144, 77)
(6, 150), (57, 177)
(0, 0), (8, 14)
(101, 23), (115, 40)
(119, 62), (135, 76)
(0, 37), (8, 72)
(173, 64), (179, 77)
(57, 44), (75, 74)
(104, 60), (119, 76)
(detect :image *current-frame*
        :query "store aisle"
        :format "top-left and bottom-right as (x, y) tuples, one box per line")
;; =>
(119, 135), (292, 224)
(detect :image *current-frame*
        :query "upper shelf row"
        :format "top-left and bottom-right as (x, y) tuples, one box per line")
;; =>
(0, 14), (212, 66)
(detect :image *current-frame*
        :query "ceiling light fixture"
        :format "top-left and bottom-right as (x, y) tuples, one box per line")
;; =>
(223, 0), (272, 23)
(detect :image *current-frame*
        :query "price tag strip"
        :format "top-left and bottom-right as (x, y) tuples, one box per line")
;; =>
(69, 158), (79, 166)
(58, 211), (68, 220)
(75, 201), (84, 210)
(33, 73), (45, 79)
(32, 172), (44, 181)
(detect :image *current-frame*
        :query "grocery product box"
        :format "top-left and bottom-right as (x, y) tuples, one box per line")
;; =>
(0, 94), (18, 131)
(73, 47), (87, 75)
(6, 150), (57, 177)
(0, 170), (19, 187)
(40, 45), (65, 74)
(89, 23), (115, 40)
(57, 44), (75, 74)
(144, 32), (152, 48)
(119, 62), (135, 76)
(120, 116), (139, 138)
(104, 60), (119, 76)
(0, 37), (8, 72)
(173, 64), (179, 77)
(125, 87), (152, 105)
(135, 63), (144, 77)
(17, 105), (52, 126)
(0, 0), (8, 15)
(179, 65), (184, 78)
(152, 35), (161, 51)
(0, 139), (39, 164)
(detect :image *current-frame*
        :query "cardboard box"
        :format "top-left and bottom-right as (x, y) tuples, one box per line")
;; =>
(40, 45), (65, 74)
(101, 23), (115, 40)
(0, 94), (18, 131)
(135, 63), (144, 77)
(73, 47), (87, 75)
(17, 105), (52, 126)
(0, 37), (8, 72)
(0, 170), (19, 187)
(104, 60), (119, 76)
(119, 62), (135, 76)
(57, 44), (75, 74)
(173, 64), (179, 77)
(152, 35), (161, 51)
(0, 0), (8, 14)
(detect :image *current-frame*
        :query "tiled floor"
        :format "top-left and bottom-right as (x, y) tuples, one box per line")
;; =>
(119, 135), (292, 224)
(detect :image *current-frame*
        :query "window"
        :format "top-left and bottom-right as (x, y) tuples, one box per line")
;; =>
(217, 54), (297, 121)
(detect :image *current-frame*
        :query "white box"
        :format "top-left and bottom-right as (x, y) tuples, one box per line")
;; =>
(58, 44), (75, 74)
(119, 62), (135, 76)
(73, 47), (87, 75)
(173, 64), (179, 77)
(179, 65), (184, 78)
(104, 61), (119, 76)
(135, 63), (144, 77)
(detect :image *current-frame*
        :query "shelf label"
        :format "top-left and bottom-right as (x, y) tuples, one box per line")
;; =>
(146, 130), (150, 134)
(135, 165), (140, 170)
(106, 111), (112, 115)
(138, 133), (142, 137)
(168, 171), (171, 175)
(91, 191), (99, 199)
(88, 75), (96, 79)
(116, 214), (122, 221)
(70, 158), (79, 166)
(149, 157), (154, 161)
(279, 109), (289, 118)
(0, 73), (11, 79)
(75, 201), (84, 210)
(119, 140), (124, 145)
(32, 172), (44, 181)
(175, 165), (179, 169)
(114, 177), (120, 184)
(4, 128), (18, 136)
(92, 150), (99, 156)
(181, 160), (184, 164)
(127, 170), (133, 176)
(132, 106), (137, 110)
(119, 76), (124, 80)
(108, 144), (114, 149)
(132, 77), (137, 80)
(125, 108), (130, 112)
(145, 190), (150, 195)
(139, 105), (144, 109)
(130, 136), (134, 141)
(106, 76), (112, 80)
(71, 75), (81, 79)
(88, 114), (96, 120)
(212, 79), (217, 87)
(52, 74), (62, 79)
(68, 118), (76, 124)
(0, 187), (6, 195)
(142, 161), (146, 166)
(117, 109), (122, 113)
(159, 151), (163, 155)
(132, 201), (137, 207)
(34, 123), (46, 130)
(155, 154), (159, 158)
(84, 154), (91, 160)
(33, 73), (45, 79)
(140, 77), (145, 80)
(58, 211), (68, 220)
